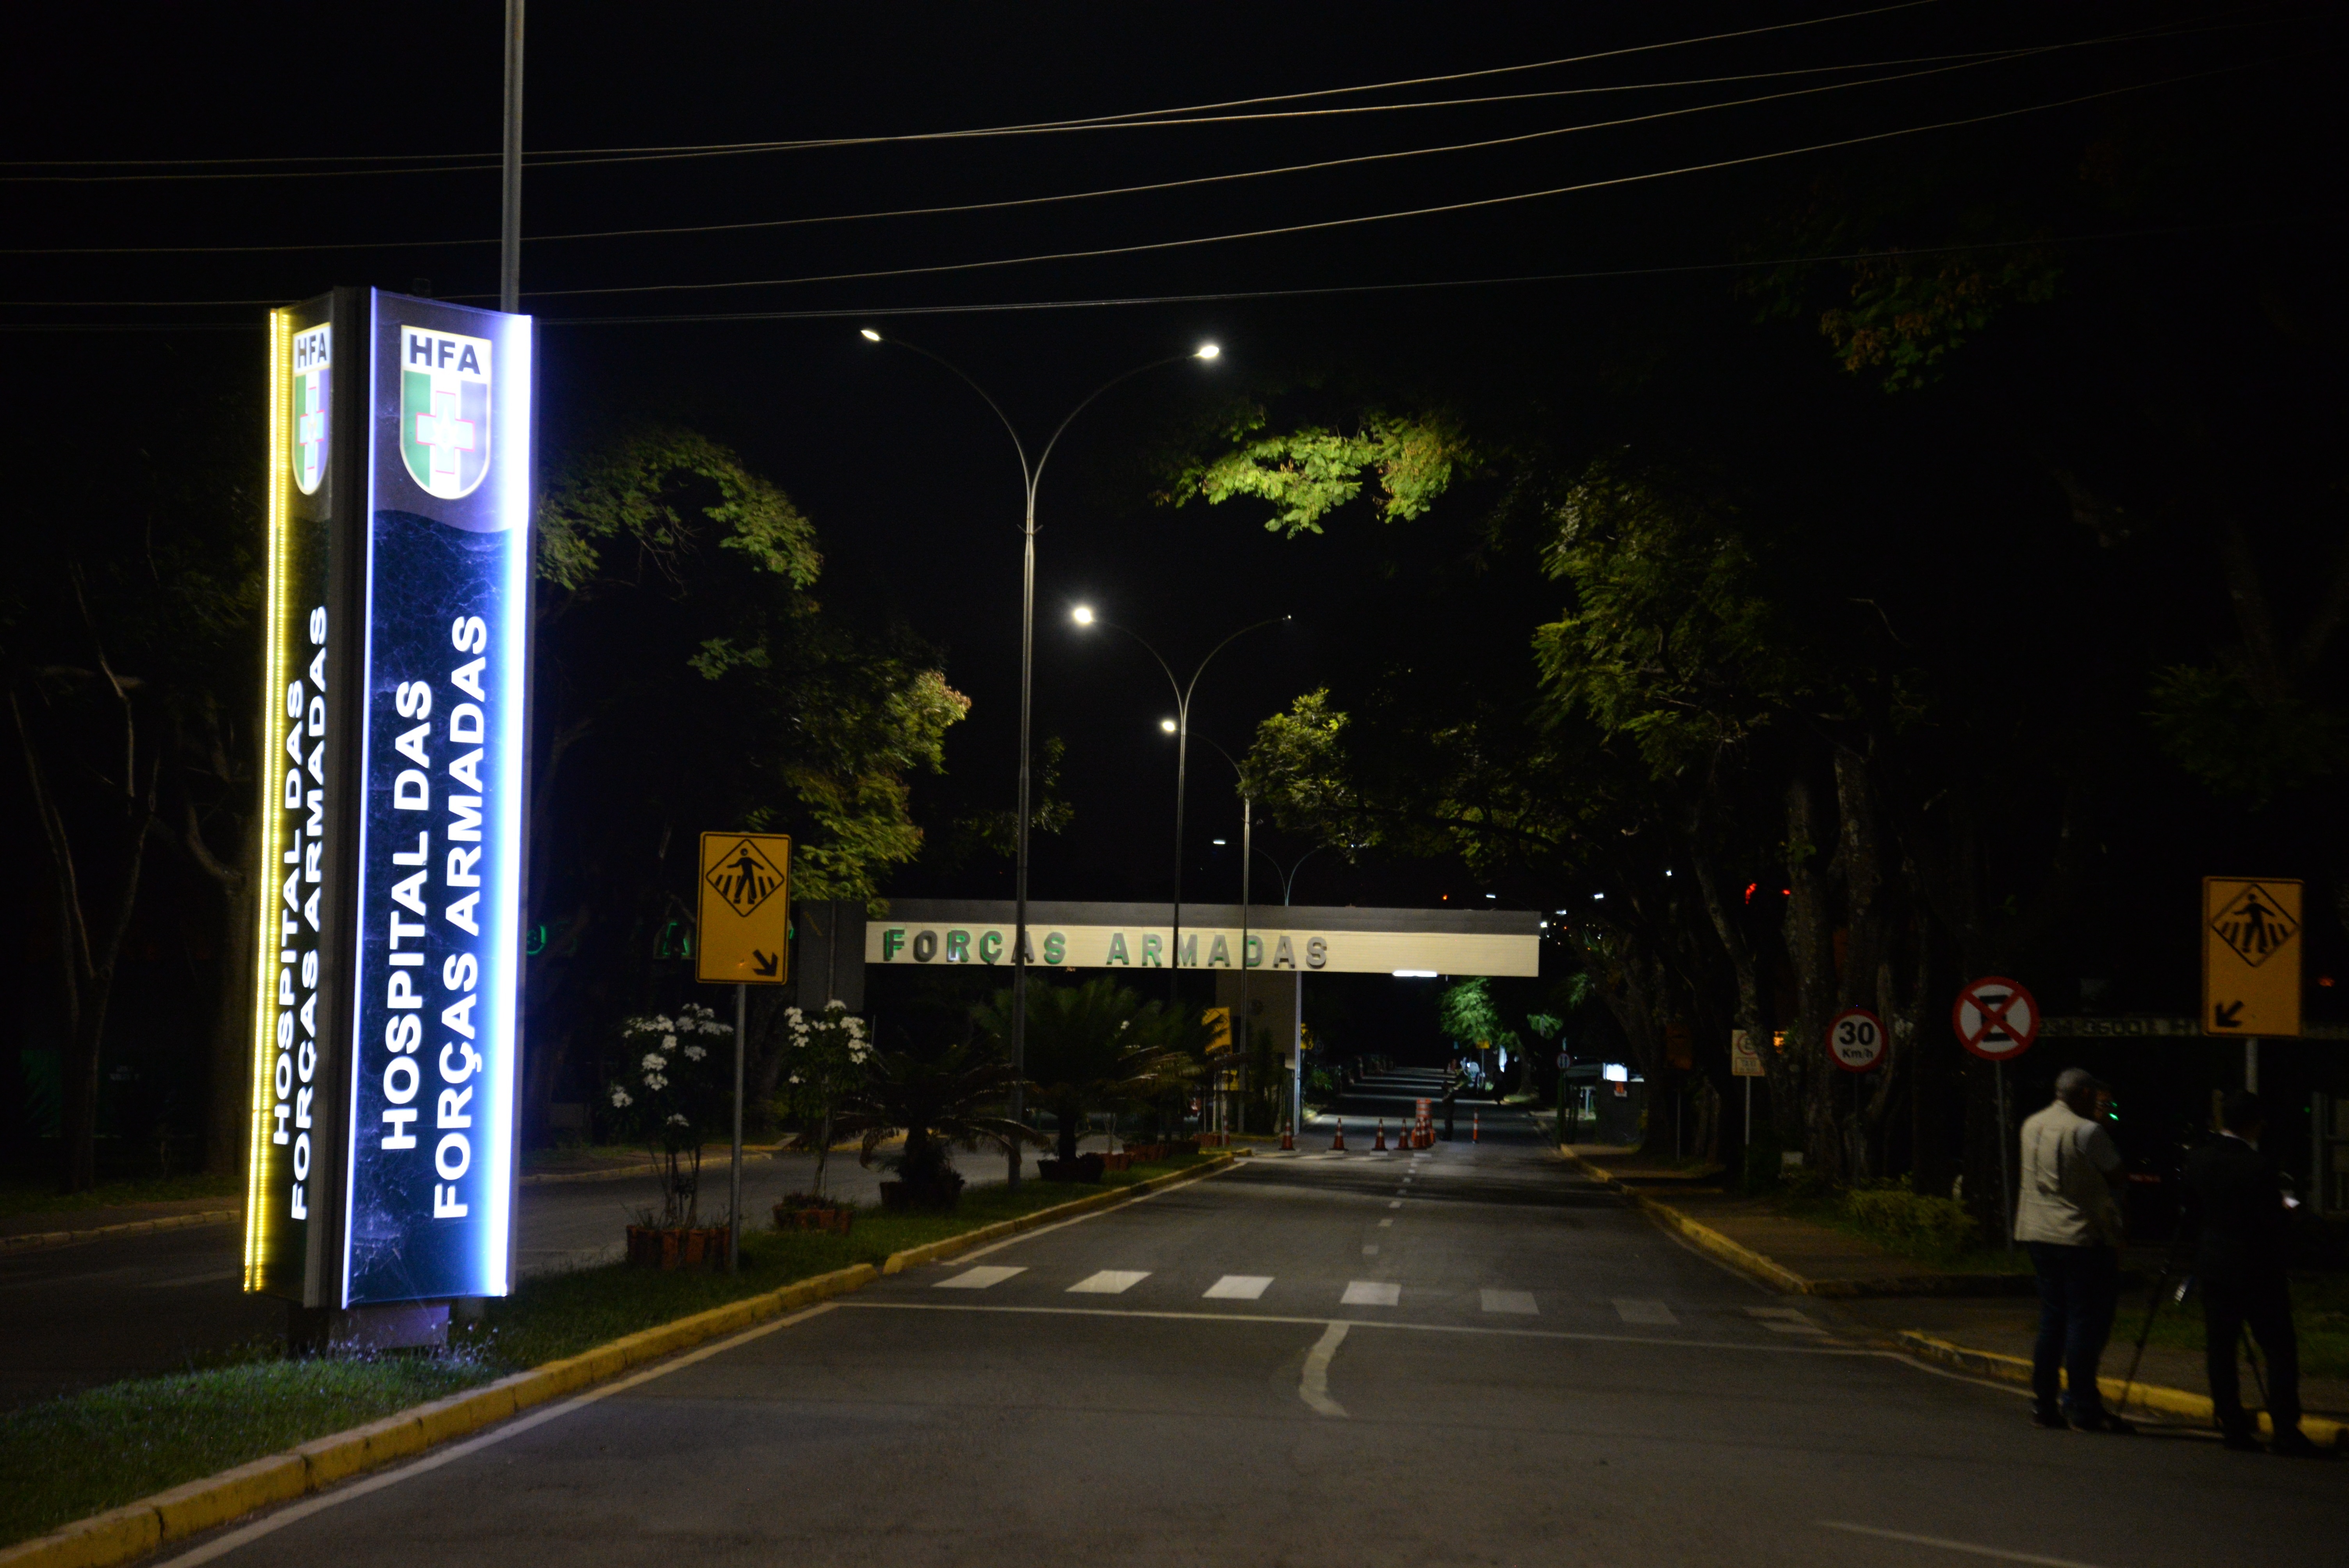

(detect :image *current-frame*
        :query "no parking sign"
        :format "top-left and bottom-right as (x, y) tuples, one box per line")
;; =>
(1952, 976), (2039, 1062)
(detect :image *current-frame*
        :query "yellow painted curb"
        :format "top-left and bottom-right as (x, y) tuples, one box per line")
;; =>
(1626, 1190), (1816, 1295)
(1895, 1330), (2345, 1447)
(0, 1260), (877, 1568)
(880, 1153), (1237, 1275)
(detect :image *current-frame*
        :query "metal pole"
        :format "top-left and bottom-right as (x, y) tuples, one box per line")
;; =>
(730, 982), (745, 1273)
(2244, 1037), (2259, 1093)
(499, 0), (523, 314)
(1239, 789), (1250, 1139)
(1009, 488), (1036, 1188)
(1996, 1061), (2014, 1252)
(1171, 700), (1187, 1012)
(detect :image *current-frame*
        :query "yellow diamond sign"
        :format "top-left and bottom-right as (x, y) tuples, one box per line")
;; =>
(2202, 877), (2300, 1037)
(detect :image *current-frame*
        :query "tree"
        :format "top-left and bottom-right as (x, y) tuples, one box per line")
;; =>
(976, 978), (1198, 1161)
(775, 1001), (872, 1201)
(832, 1037), (1041, 1199)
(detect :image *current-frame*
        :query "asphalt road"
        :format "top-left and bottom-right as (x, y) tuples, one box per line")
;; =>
(147, 1074), (2349, 1568)
(0, 1142), (1009, 1409)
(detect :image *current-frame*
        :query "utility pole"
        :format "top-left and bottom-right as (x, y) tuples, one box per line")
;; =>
(500, 0), (524, 314)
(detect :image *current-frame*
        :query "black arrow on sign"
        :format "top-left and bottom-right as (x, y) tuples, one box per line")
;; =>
(2213, 1000), (2244, 1029)
(752, 949), (779, 978)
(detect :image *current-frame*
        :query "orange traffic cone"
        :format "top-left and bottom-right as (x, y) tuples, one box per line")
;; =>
(1331, 1120), (1347, 1151)
(1373, 1119), (1387, 1151)
(1281, 1124), (1295, 1151)
(1472, 1112), (1480, 1143)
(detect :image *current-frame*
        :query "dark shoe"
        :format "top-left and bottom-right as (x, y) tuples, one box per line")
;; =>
(2070, 1412), (2136, 1434)
(2030, 1407), (2066, 1430)
(2221, 1430), (2262, 1452)
(2269, 1429), (2332, 1459)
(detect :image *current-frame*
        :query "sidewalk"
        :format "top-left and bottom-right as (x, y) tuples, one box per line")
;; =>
(1563, 1142), (2348, 1436)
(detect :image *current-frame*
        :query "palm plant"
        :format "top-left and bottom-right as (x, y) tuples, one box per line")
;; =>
(831, 1036), (1041, 1201)
(977, 978), (1205, 1162)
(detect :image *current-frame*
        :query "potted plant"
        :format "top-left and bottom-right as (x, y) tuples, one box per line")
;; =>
(832, 1037), (1041, 1209)
(975, 977), (1205, 1182)
(773, 1001), (870, 1234)
(606, 1003), (734, 1268)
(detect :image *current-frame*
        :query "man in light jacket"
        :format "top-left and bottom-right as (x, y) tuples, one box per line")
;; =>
(2014, 1067), (2131, 1432)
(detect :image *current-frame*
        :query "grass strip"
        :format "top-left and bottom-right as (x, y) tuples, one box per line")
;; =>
(0, 1174), (241, 1219)
(0, 1153), (1208, 1548)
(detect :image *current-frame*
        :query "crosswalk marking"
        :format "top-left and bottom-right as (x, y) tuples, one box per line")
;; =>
(936, 1266), (1025, 1290)
(1387, 1200), (1403, 1209)
(1747, 1307), (1827, 1335)
(1066, 1270), (1150, 1294)
(1342, 1280), (1401, 1307)
(1203, 1274), (1272, 1300)
(1612, 1298), (1679, 1325)
(1481, 1289), (1538, 1315)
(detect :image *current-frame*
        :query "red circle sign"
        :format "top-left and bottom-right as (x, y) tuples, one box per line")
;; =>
(1952, 976), (2039, 1061)
(1827, 1007), (1887, 1073)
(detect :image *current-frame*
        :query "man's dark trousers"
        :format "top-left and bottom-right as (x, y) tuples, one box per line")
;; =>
(2027, 1241), (2119, 1421)
(2203, 1271), (2300, 1438)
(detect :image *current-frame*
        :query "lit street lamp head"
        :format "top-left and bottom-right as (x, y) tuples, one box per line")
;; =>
(1160, 718), (1179, 734)
(859, 328), (882, 342)
(1071, 605), (1095, 625)
(1195, 343), (1220, 360)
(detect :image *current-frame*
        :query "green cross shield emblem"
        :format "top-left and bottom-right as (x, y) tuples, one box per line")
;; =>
(398, 325), (492, 500)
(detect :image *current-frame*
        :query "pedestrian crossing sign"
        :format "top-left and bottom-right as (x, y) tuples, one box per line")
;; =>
(2202, 877), (2300, 1037)
(697, 832), (792, 985)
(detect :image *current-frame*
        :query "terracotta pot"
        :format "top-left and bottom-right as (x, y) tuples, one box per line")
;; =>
(626, 1224), (733, 1270)
(1038, 1153), (1106, 1184)
(772, 1202), (853, 1236)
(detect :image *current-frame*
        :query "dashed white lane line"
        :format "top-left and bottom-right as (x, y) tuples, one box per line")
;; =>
(1066, 1270), (1150, 1294)
(1203, 1274), (1272, 1300)
(1342, 1280), (1401, 1307)
(1387, 1200), (1403, 1209)
(936, 1266), (1025, 1290)
(1362, 1245), (1379, 1256)
(1613, 1298), (1679, 1325)
(1377, 1219), (1393, 1228)
(1481, 1289), (1538, 1315)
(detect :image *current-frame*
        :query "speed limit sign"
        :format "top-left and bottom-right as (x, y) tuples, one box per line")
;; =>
(1827, 1007), (1887, 1073)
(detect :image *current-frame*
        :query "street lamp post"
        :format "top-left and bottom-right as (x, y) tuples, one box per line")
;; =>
(863, 332), (1219, 1186)
(1190, 734), (1253, 1139)
(1072, 612), (1286, 1015)
(1253, 841), (1331, 1139)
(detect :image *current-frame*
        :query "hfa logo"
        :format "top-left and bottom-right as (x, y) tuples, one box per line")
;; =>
(291, 325), (330, 496)
(399, 326), (492, 501)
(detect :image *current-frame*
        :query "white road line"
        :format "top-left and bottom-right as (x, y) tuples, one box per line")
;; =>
(1066, 1270), (1149, 1294)
(1818, 1522), (2112, 1568)
(1377, 1219), (1393, 1228)
(1481, 1289), (1538, 1315)
(1203, 1274), (1272, 1300)
(1386, 1200), (1402, 1209)
(1299, 1321), (1350, 1417)
(847, 1300), (1878, 1355)
(1362, 1245), (1379, 1256)
(1764, 1320), (1828, 1335)
(154, 1303), (842, 1565)
(935, 1266), (1025, 1290)
(1342, 1280), (1401, 1307)
(1612, 1298), (1679, 1325)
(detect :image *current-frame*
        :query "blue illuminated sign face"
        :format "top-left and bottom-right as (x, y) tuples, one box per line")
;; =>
(340, 294), (532, 1305)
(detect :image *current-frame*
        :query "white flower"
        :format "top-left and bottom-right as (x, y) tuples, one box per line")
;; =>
(641, 1052), (668, 1073)
(644, 1072), (668, 1090)
(682, 1044), (707, 1062)
(662, 1034), (678, 1053)
(787, 1073), (801, 1085)
(608, 1086), (633, 1108)
(667, 1113), (690, 1128)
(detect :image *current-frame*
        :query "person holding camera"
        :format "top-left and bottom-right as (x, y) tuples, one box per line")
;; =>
(2177, 1091), (2322, 1457)
(2015, 1067), (2132, 1432)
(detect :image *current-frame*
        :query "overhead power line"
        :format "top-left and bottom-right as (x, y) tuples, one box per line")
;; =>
(0, 0), (1952, 181)
(0, 42), (2073, 257)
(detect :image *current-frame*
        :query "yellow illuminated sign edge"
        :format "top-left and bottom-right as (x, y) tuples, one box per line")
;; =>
(244, 312), (295, 1288)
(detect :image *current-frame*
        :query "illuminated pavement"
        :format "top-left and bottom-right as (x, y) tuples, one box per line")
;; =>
(149, 1094), (2349, 1568)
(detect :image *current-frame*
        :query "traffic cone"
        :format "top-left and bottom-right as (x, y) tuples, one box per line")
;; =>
(1373, 1119), (1387, 1151)
(1281, 1123), (1295, 1151)
(1331, 1120), (1347, 1151)
(1472, 1112), (1479, 1143)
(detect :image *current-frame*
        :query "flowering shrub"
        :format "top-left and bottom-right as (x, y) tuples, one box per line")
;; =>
(778, 1002), (872, 1202)
(606, 1003), (733, 1228)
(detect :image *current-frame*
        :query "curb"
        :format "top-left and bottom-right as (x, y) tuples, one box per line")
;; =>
(1566, 1153), (2035, 1300)
(0, 1153), (1235, 1568)
(0, 1210), (243, 1257)
(1894, 1330), (2345, 1449)
(880, 1152), (1237, 1274)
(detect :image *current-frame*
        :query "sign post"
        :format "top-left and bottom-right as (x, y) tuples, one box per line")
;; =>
(697, 832), (792, 1272)
(1953, 976), (2040, 1251)
(244, 290), (535, 1347)
(1730, 1030), (1765, 1147)
(2203, 877), (2302, 1093)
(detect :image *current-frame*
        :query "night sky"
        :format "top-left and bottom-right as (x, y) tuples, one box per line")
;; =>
(5, 0), (2334, 942)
